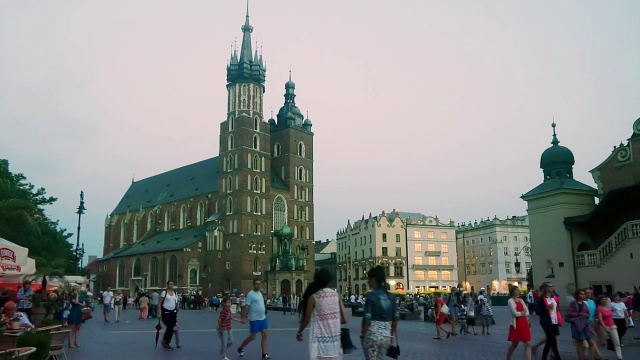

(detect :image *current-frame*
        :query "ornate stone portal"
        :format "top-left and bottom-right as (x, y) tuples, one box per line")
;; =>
(267, 225), (309, 297)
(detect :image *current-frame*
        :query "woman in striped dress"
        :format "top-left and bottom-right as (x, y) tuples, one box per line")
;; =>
(297, 268), (348, 359)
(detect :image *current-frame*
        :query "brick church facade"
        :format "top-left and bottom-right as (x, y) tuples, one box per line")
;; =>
(97, 9), (315, 298)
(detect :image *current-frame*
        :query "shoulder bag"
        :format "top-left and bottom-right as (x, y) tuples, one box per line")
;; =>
(440, 303), (450, 315)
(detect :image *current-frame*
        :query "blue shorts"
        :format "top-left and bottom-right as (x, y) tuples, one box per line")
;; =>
(103, 305), (111, 314)
(249, 318), (268, 334)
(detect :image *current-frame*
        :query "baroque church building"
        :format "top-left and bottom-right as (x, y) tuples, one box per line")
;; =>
(97, 9), (315, 298)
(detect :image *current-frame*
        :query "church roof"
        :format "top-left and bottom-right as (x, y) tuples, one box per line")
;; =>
(112, 157), (219, 215)
(103, 223), (209, 260)
(521, 178), (596, 198)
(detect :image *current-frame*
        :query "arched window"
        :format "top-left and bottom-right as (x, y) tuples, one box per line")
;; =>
(228, 115), (235, 131)
(164, 210), (171, 231)
(227, 176), (232, 192)
(247, 219), (252, 233)
(120, 221), (125, 247)
(226, 197), (234, 214)
(197, 202), (205, 226)
(180, 205), (187, 229)
(253, 257), (261, 273)
(227, 154), (234, 171)
(241, 84), (247, 109)
(298, 142), (305, 158)
(117, 260), (125, 288)
(147, 212), (154, 231)
(253, 155), (260, 171)
(294, 225), (298, 239)
(273, 196), (287, 231)
(133, 219), (138, 242)
(189, 268), (198, 285)
(254, 176), (260, 192)
(253, 135), (259, 150)
(305, 226), (310, 240)
(150, 257), (159, 287)
(168, 255), (178, 283)
(298, 167), (305, 182)
(228, 134), (234, 150)
(274, 143), (282, 157)
(133, 258), (141, 278)
(254, 116), (260, 131)
(254, 197), (260, 214)
(259, 241), (265, 253)
(249, 241), (256, 253)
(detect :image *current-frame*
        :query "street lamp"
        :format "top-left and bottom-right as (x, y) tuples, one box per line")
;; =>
(75, 191), (86, 271)
(513, 245), (531, 274)
(388, 279), (396, 290)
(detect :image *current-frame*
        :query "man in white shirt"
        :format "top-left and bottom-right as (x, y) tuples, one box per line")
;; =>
(2, 301), (33, 329)
(237, 279), (270, 359)
(102, 287), (114, 322)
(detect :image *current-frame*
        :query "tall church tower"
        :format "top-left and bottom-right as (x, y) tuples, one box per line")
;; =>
(217, 8), (272, 293)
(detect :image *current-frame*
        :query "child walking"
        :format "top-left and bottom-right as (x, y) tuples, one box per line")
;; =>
(218, 297), (241, 360)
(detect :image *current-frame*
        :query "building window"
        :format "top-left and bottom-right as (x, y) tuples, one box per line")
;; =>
(147, 213), (154, 231)
(427, 231), (435, 239)
(526, 262), (532, 271)
(441, 257), (450, 265)
(514, 236), (518, 241)
(514, 247), (519, 256)
(196, 202), (205, 225)
(168, 255), (178, 283)
(505, 262), (511, 274)
(382, 234), (387, 242)
(369, 248), (372, 257)
(489, 248), (494, 256)
(414, 256), (423, 265)
(441, 243), (448, 253)
(253, 257), (261, 273)
(472, 265), (477, 275)
(150, 257), (159, 287)
(393, 263), (403, 276)
(382, 247), (388, 256)
(414, 243), (422, 252)
(253, 176), (260, 192)
(274, 143), (282, 157)
(504, 247), (509, 256)
(480, 263), (486, 274)
(441, 271), (451, 280)
(189, 268), (198, 285)
(428, 257), (437, 265)
(228, 134), (234, 150)
(226, 262), (230, 269)
(481, 237), (484, 243)
(466, 266), (471, 275)
(180, 205), (187, 229)
(298, 142), (305, 158)
(120, 221), (125, 248)
(413, 230), (422, 238)
(427, 243), (436, 252)
(480, 249), (485, 257)
(253, 197), (260, 214)
(415, 270), (425, 280)
(228, 115), (235, 131)
(253, 135), (260, 150)
(395, 234), (401, 243)
(488, 262), (493, 274)
(254, 116), (260, 131)
(117, 260), (125, 288)
(503, 236), (507, 242)
(395, 247), (401, 256)
(226, 197), (233, 214)
(428, 271), (438, 280)
(253, 155), (260, 171)
(164, 210), (171, 231)
(472, 239), (476, 245)
(440, 232), (448, 239)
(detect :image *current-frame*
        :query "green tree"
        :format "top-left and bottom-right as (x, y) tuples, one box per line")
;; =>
(0, 159), (77, 275)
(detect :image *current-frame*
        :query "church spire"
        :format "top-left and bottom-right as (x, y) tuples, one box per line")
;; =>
(239, 1), (253, 64)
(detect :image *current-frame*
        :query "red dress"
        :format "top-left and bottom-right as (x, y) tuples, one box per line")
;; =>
(508, 299), (531, 342)
(435, 298), (447, 325)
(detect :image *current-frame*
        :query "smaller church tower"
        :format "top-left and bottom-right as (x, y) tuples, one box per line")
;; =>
(522, 123), (596, 298)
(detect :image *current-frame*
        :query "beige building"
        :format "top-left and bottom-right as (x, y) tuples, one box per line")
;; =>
(456, 216), (531, 294)
(336, 210), (408, 296)
(522, 119), (640, 298)
(406, 216), (457, 293)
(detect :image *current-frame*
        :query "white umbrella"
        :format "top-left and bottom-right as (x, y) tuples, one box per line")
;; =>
(0, 237), (30, 269)
(0, 257), (36, 276)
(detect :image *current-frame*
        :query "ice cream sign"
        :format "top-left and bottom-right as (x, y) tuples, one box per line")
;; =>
(0, 248), (17, 263)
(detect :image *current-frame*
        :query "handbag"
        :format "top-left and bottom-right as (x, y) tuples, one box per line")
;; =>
(82, 308), (93, 320)
(386, 334), (400, 359)
(440, 303), (450, 315)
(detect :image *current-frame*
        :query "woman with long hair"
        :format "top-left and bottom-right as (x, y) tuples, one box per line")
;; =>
(158, 280), (179, 351)
(534, 281), (563, 360)
(432, 292), (450, 339)
(67, 286), (85, 348)
(296, 268), (347, 359)
(113, 290), (124, 322)
(566, 289), (597, 360)
(359, 266), (399, 360)
(506, 286), (531, 360)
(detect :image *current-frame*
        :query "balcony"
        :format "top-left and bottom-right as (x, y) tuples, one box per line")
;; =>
(574, 220), (640, 268)
(424, 251), (441, 256)
(413, 264), (455, 271)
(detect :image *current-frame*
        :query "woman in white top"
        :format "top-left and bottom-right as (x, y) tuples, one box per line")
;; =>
(159, 280), (179, 351)
(610, 292), (630, 342)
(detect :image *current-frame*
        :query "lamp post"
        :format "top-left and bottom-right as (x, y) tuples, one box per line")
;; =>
(75, 191), (87, 271)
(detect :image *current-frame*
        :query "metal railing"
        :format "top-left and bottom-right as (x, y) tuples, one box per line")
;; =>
(574, 220), (640, 267)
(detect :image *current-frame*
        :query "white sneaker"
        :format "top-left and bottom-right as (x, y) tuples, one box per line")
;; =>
(221, 357), (231, 360)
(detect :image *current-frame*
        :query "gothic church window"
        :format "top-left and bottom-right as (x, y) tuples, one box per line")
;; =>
(259, 241), (265, 253)
(120, 221), (125, 248)
(247, 219), (252, 233)
(147, 212), (154, 231)
(274, 143), (282, 157)
(228, 134), (234, 150)
(133, 219), (138, 242)
(228, 115), (235, 131)
(241, 85), (247, 109)
(180, 206), (187, 229)
(253, 135), (260, 150)
(197, 202), (205, 226)
(254, 116), (260, 131)
(150, 257), (159, 287)
(298, 142), (305, 158)
(226, 197), (234, 215)
(253, 155), (260, 171)
(168, 255), (178, 283)
(254, 197), (260, 214)
(254, 176), (260, 192)
(273, 196), (287, 231)
(164, 210), (171, 231)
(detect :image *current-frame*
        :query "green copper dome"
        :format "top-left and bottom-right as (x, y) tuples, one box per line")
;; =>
(540, 122), (575, 181)
(279, 224), (292, 236)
